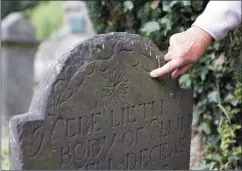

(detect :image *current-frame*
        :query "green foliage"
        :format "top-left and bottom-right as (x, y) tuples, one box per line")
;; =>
(87, 0), (242, 169)
(1, 1), (21, 19)
(25, 1), (64, 40)
(1, 137), (10, 170)
(185, 28), (242, 170)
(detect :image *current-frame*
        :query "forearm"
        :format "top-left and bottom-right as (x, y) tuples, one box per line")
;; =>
(192, 1), (242, 41)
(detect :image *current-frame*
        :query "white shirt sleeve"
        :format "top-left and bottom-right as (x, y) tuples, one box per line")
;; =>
(192, 1), (242, 41)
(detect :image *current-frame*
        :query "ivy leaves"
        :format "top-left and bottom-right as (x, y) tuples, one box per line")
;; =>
(141, 21), (160, 34)
(188, 33), (242, 169)
(87, 1), (242, 169)
(123, 1), (133, 12)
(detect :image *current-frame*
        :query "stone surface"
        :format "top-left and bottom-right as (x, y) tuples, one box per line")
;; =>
(1, 12), (39, 136)
(9, 32), (193, 170)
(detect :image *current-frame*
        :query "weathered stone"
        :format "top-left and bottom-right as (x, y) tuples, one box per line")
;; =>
(9, 32), (193, 170)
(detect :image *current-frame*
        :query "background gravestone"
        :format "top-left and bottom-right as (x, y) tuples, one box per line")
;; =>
(34, 1), (95, 86)
(9, 32), (193, 170)
(1, 12), (39, 136)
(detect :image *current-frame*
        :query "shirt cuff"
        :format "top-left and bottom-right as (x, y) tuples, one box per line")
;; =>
(192, 1), (242, 41)
(192, 17), (220, 41)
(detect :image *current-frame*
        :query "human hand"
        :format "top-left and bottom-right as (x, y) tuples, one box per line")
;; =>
(150, 26), (213, 79)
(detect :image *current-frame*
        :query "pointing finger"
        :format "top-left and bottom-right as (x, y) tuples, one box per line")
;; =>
(150, 58), (184, 78)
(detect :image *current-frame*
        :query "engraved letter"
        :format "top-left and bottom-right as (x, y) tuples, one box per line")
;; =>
(149, 119), (161, 141)
(138, 103), (145, 119)
(150, 145), (160, 163)
(145, 101), (155, 120)
(91, 112), (102, 133)
(123, 105), (136, 126)
(50, 118), (65, 150)
(123, 130), (135, 147)
(136, 127), (144, 145)
(61, 146), (72, 167)
(88, 138), (102, 158)
(110, 109), (121, 128)
(155, 99), (163, 117)
(74, 142), (87, 161)
(140, 148), (148, 167)
(78, 116), (89, 136)
(66, 118), (77, 138)
(125, 153), (137, 170)
(168, 119), (175, 135)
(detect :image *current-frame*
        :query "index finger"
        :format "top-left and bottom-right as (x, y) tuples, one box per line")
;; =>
(150, 59), (183, 78)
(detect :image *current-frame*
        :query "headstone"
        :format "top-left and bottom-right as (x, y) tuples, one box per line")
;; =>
(34, 1), (95, 86)
(9, 32), (193, 170)
(1, 12), (39, 135)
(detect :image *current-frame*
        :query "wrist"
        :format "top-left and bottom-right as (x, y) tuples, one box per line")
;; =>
(187, 26), (213, 47)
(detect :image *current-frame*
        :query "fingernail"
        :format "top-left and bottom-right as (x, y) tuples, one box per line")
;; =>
(150, 71), (157, 77)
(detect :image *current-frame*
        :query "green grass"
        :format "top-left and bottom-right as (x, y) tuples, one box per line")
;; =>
(1, 136), (9, 170)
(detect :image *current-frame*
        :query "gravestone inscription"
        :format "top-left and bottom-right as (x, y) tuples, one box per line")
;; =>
(9, 32), (193, 170)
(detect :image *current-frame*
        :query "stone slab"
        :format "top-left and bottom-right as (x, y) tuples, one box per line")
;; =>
(9, 32), (193, 170)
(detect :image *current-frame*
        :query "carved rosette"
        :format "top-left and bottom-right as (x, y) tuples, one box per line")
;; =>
(103, 69), (129, 102)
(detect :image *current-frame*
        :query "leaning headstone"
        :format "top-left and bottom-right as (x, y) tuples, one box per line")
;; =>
(9, 32), (193, 170)
(1, 12), (39, 135)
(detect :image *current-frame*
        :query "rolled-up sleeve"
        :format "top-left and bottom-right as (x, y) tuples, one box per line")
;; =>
(192, 1), (242, 41)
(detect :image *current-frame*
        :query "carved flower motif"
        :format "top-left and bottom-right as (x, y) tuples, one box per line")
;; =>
(103, 70), (129, 102)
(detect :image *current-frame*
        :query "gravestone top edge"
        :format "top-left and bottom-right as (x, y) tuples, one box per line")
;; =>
(28, 32), (165, 117)
(1, 12), (38, 43)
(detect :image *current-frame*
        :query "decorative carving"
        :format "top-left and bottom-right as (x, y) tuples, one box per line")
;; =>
(74, 71), (85, 86)
(62, 88), (74, 101)
(65, 65), (77, 77)
(46, 33), (164, 116)
(98, 61), (110, 72)
(50, 118), (65, 150)
(103, 69), (129, 102)
(85, 62), (96, 75)
(27, 126), (44, 158)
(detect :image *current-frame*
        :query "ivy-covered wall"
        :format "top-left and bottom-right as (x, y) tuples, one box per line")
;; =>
(86, 1), (242, 170)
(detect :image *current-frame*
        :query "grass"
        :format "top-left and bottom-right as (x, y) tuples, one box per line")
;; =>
(1, 136), (9, 170)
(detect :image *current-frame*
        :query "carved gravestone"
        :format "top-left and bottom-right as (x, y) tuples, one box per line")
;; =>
(9, 32), (193, 170)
